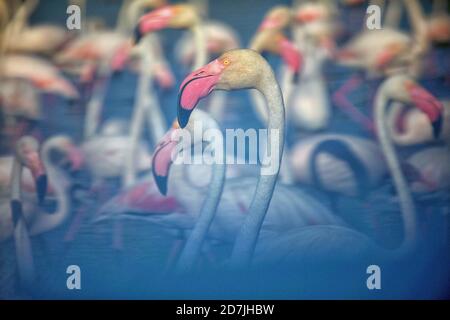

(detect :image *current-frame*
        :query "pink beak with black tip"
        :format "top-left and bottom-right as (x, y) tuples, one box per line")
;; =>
(178, 59), (225, 128)
(406, 82), (443, 138)
(134, 6), (174, 43)
(152, 129), (180, 195)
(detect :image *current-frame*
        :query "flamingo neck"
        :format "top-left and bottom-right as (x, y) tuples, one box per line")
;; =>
(176, 132), (226, 273)
(11, 159), (22, 201)
(374, 86), (417, 255)
(30, 146), (70, 235)
(230, 64), (285, 269)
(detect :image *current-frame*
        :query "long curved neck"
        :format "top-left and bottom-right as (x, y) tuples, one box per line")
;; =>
(176, 134), (226, 273)
(191, 23), (207, 70)
(403, 0), (427, 65)
(10, 156), (35, 286)
(84, 62), (111, 139)
(374, 88), (417, 254)
(29, 147), (70, 235)
(384, 0), (403, 28)
(124, 35), (167, 186)
(230, 65), (285, 269)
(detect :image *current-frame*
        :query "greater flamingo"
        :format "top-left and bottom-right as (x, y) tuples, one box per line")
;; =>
(176, 50), (443, 269)
(387, 99), (449, 146)
(333, 0), (429, 133)
(253, 74), (443, 268)
(3, 136), (82, 286)
(95, 108), (343, 271)
(3, 0), (73, 57)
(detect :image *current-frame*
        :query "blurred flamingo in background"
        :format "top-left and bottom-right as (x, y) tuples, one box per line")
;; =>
(3, 0), (73, 57)
(387, 99), (449, 146)
(174, 49), (442, 269)
(288, 1), (337, 131)
(95, 109), (343, 272)
(333, 0), (429, 133)
(253, 73), (444, 270)
(2, 136), (82, 286)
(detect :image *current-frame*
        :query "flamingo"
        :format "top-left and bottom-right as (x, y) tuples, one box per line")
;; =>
(289, 133), (387, 198)
(251, 74), (443, 269)
(289, 77), (444, 197)
(134, 2), (206, 69)
(125, 2), (207, 186)
(176, 50), (443, 270)
(2, 135), (82, 285)
(95, 108), (343, 270)
(246, 7), (302, 184)
(286, 1), (337, 131)
(3, 0), (73, 57)
(387, 100), (449, 146)
(1, 54), (79, 100)
(333, 0), (429, 133)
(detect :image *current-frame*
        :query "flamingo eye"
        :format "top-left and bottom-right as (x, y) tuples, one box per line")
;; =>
(222, 59), (230, 66)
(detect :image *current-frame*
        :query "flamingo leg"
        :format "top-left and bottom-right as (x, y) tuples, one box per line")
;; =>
(332, 74), (375, 133)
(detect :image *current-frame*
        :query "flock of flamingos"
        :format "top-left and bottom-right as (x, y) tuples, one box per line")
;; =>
(0, 0), (449, 298)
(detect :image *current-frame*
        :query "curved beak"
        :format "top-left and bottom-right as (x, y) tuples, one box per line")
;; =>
(178, 59), (224, 128)
(25, 151), (47, 205)
(134, 6), (174, 43)
(278, 36), (302, 82)
(152, 129), (179, 195)
(406, 82), (443, 138)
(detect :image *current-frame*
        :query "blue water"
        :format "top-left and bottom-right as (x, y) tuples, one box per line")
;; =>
(1, 0), (449, 299)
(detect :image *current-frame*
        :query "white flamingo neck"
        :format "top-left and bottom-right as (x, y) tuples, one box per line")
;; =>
(230, 63), (285, 268)
(30, 143), (71, 235)
(374, 86), (417, 255)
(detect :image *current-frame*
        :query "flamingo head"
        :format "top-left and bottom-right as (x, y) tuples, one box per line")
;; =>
(152, 110), (218, 195)
(134, 4), (199, 43)
(258, 6), (292, 31)
(15, 136), (47, 205)
(177, 49), (276, 128)
(383, 76), (443, 139)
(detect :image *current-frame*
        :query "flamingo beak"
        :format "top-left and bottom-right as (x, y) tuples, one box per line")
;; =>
(279, 37), (302, 83)
(152, 129), (179, 195)
(406, 82), (443, 139)
(178, 59), (224, 128)
(25, 151), (47, 205)
(134, 6), (174, 43)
